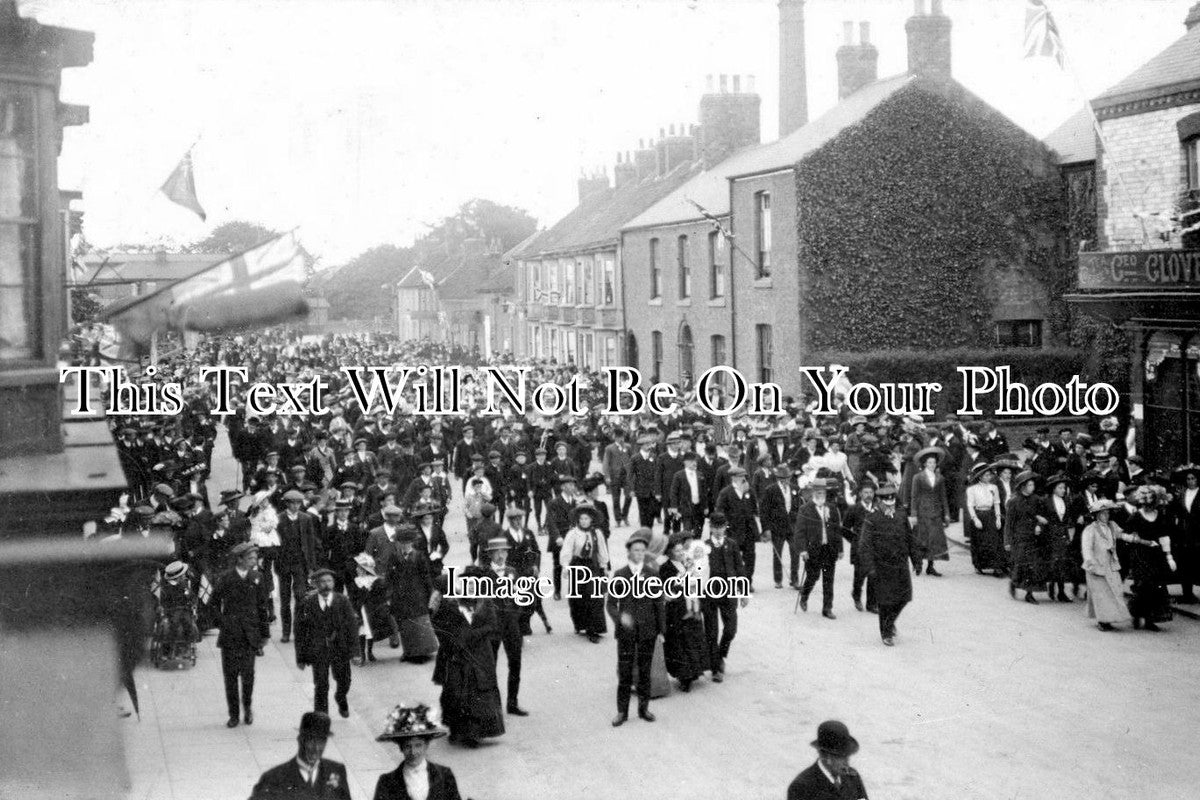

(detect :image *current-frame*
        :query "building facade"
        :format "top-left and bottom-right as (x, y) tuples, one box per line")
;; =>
(1065, 3), (1200, 467)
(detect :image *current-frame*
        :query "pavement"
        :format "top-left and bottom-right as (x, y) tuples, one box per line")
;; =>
(122, 433), (1200, 800)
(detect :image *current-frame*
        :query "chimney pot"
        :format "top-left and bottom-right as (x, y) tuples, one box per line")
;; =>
(843, 20), (854, 45)
(639, 138), (645, 149)
(659, 127), (666, 139)
(747, 74), (756, 92)
(719, 74), (728, 92)
(732, 74), (741, 92)
(778, 0), (809, 136)
(860, 21), (870, 44)
(706, 74), (714, 92)
(931, 0), (943, 14)
(669, 123), (675, 136)
(914, 0), (925, 15)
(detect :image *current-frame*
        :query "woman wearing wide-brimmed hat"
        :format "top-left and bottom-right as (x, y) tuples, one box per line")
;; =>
(907, 446), (950, 576)
(437, 565), (505, 747)
(965, 462), (1005, 576)
(1080, 499), (1132, 631)
(1042, 473), (1078, 602)
(373, 702), (463, 800)
(1122, 485), (1175, 631)
(1004, 471), (1049, 604)
(659, 531), (709, 692)
(561, 503), (611, 641)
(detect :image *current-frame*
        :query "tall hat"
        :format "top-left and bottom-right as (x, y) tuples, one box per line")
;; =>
(376, 703), (447, 742)
(300, 711), (333, 739)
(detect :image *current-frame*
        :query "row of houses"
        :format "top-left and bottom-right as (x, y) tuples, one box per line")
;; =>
(506, 0), (1060, 390)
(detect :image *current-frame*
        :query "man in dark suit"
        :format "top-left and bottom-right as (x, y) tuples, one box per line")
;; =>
(760, 465), (802, 589)
(786, 720), (869, 800)
(212, 542), (270, 728)
(702, 513), (748, 683)
(606, 528), (665, 727)
(714, 467), (761, 592)
(796, 479), (846, 620)
(656, 433), (687, 535)
(630, 435), (661, 529)
(668, 451), (709, 535)
(294, 569), (358, 718)
(249, 711), (351, 799)
(276, 490), (324, 643)
(481, 536), (528, 716)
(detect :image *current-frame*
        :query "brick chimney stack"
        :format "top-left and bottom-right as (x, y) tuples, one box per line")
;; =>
(836, 20), (879, 100)
(614, 151), (638, 188)
(906, 0), (952, 80)
(656, 122), (696, 176)
(577, 169), (609, 204)
(778, 0), (809, 137)
(633, 139), (657, 180)
(699, 72), (762, 168)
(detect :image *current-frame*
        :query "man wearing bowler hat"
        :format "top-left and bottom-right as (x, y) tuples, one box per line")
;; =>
(797, 479), (846, 619)
(295, 568), (358, 717)
(249, 711), (351, 799)
(786, 720), (869, 800)
(211, 542), (270, 728)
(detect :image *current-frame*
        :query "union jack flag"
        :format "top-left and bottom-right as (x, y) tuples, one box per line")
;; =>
(1024, 0), (1065, 68)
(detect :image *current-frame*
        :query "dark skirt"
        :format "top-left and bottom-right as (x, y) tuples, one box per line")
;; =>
(969, 509), (1006, 572)
(1046, 521), (1076, 584)
(567, 558), (607, 636)
(440, 655), (505, 740)
(1129, 580), (1172, 623)
(399, 614), (439, 658)
(1010, 533), (1049, 592)
(663, 614), (709, 682)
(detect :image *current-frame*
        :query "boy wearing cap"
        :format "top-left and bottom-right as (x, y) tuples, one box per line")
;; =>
(295, 569), (358, 718)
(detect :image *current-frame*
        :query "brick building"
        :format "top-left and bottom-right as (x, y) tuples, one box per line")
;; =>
(623, 0), (1060, 393)
(1064, 3), (1200, 466)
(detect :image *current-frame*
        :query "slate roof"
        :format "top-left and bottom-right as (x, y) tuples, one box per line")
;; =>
(402, 250), (511, 300)
(1094, 22), (1200, 107)
(513, 163), (700, 259)
(1043, 108), (1097, 165)
(624, 73), (914, 230)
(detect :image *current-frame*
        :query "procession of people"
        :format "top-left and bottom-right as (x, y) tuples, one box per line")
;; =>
(90, 328), (1200, 797)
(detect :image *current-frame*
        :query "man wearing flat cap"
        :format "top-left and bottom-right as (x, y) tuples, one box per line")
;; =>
(211, 542), (270, 728)
(295, 567), (358, 718)
(249, 711), (350, 799)
(277, 489), (324, 643)
(786, 720), (869, 800)
(606, 528), (665, 727)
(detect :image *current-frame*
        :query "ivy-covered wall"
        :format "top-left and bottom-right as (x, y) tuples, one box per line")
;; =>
(795, 79), (1070, 353)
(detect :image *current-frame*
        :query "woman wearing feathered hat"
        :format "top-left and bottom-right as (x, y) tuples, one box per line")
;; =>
(1079, 499), (1133, 631)
(373, 702), (462, 800)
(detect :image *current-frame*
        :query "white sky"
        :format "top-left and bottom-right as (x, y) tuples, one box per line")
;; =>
(25, 0), (1196, 263)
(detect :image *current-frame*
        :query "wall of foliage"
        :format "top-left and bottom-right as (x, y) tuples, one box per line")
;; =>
(794, 80), (1070, 352)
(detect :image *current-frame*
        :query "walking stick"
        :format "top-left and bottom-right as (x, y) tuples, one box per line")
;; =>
(793, 560), (807, 614)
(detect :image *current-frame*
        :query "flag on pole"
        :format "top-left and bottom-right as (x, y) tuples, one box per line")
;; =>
(98, 231), (310, 352)
(160, 148), (207, 221)
(1024, 0), (1065, 68)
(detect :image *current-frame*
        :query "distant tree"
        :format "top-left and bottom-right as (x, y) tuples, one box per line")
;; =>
(70, 287), (102, 324)
(188, 221), (279, 254)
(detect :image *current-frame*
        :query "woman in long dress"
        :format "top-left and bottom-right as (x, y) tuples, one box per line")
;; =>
(659, 533), (709, 691)
(392, 526), (439, 662)
(1004, 471), (1049, 604)
(1079, 500), (1132, 631)
(560, 504), (610, 642)
(908, 449), (950, 576)
(438, 566), (505, 747)
(1122, 486), (1176, 631)
(349, 553), (396, 664)
(965, 463), (1004, 575)
(1042, 474), (1076, 602)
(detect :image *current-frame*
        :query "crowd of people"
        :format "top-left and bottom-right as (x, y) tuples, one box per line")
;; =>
(88, 329), (1200, 796)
